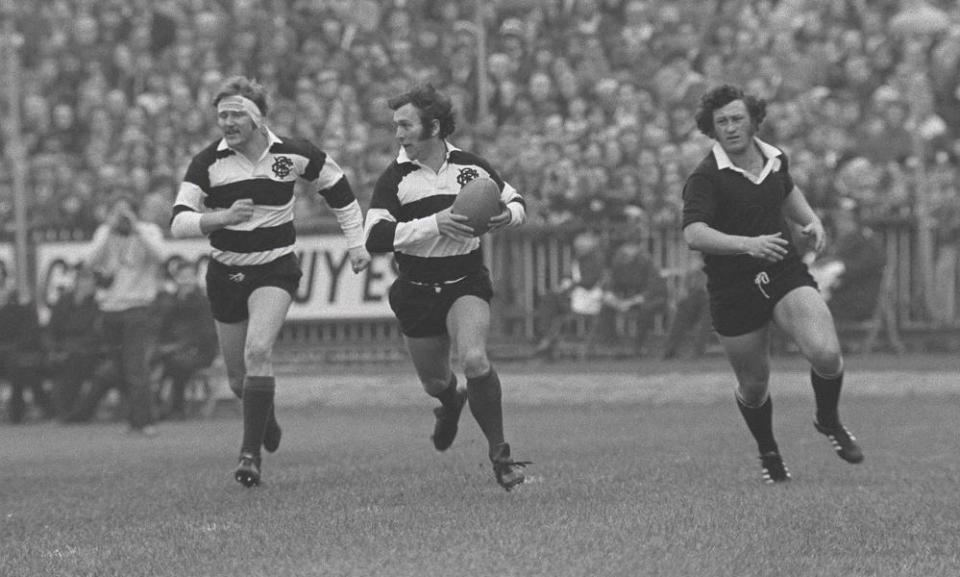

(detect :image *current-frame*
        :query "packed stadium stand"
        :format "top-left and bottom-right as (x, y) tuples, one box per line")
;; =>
(2, 0), (960, 241)
(2, 0), (960, 361)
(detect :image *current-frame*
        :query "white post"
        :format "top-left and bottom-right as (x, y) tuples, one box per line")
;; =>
(474, 0), (489, 125)
(1, 1), (29, 298)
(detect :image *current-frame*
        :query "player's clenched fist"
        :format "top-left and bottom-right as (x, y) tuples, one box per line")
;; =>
(347, 246), (371, 273)
(224, 198), (255, 225)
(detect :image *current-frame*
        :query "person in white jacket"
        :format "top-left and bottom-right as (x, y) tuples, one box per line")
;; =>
(88, 194), (165, 436)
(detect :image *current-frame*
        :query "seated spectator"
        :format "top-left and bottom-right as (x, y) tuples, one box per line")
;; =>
(46, 264), (105, 422)
(152, 261), (219, 420)
(811, 199), (886, 323)
(662, 253), (712, 360)
(533, 230), (608, 360)
(593, 240), (668, 356)
(0, 282), (53, 424)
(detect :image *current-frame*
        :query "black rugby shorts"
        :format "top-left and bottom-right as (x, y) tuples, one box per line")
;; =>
(205, 253), (302, 323)
(389, 272), (494, 338)
(709, 258), (818, 337)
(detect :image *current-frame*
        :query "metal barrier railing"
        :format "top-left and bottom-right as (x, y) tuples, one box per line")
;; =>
(18, 219), (960, 362)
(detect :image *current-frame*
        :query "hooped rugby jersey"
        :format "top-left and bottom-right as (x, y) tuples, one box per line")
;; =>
(364, 143), (525, 284)
(173, 130), (360, 266)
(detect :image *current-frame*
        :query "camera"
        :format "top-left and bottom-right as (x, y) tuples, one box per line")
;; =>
(113, 214), (133, 236)
(93, 271), (114, 289)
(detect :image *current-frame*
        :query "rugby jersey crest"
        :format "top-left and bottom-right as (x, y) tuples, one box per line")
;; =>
(174, 129), (354, 266)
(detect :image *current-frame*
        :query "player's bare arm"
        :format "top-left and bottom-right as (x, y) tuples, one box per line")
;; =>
(684, 221), (788, 263)
(782, 187), (826, 254)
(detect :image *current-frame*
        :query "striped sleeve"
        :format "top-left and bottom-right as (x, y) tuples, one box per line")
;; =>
(299, 141), (356, 208)
(172, 152), (210, 221)
(364, 164), (402, 254)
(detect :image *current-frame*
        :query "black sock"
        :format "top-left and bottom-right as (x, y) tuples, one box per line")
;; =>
(467, 368), (505, 454)
(811, 368), (842, 428)
(432, 375), (460, 411)
(241, 376), (275, 456)
(266, 402), (278, 431)
(736, 393), (778, 455)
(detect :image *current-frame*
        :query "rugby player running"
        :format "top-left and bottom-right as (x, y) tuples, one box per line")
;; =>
(364, 84), (530, 490)
(171, 76), (370, 487)
(681, 84), (864, 483)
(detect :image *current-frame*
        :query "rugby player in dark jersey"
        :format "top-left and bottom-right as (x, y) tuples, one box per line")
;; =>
(364, 84), (530, 491)
(682, 84), (863, 483)
(171, 76), (370, 487)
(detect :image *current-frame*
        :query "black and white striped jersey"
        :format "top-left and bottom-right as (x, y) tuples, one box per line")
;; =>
(173, 130), (359, 266)
(364, 144), (525, 284)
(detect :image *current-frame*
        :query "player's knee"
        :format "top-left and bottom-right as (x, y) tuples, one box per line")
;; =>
(243, 341), (273, 371)
(460, 348), (490, 378)
(736, 383), (769, 407)
(811, 351), (843, 378)
(807, 341), (842, 375)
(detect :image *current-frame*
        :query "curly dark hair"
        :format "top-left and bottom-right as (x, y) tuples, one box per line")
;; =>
(694, 84), (766, 139)
(387, 83), (456, 139)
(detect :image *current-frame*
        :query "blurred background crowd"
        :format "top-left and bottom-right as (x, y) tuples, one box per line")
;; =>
(3, 0), (960, 242)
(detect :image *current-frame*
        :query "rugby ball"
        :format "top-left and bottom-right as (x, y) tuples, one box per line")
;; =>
(452, 177), (502, 236)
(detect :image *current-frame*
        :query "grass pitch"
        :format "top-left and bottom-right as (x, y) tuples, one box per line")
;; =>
(2, 358), (959, 577)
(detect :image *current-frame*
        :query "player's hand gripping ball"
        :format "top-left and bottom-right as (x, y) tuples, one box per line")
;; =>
(451, 177), (502, 236)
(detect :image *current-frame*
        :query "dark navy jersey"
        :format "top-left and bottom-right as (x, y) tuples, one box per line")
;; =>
(682, 139), (802, 287)
(364, 143), (525, 284)
(174, 130), (356, 266)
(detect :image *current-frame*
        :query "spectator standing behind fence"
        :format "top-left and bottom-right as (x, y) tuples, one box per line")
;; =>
(153, 261), (219, 420)
(46, 265), (104, 422)
(87, 195), (165, 436)
(364, 84), (530, 491)
(170, 75), (370, 488)
(594, 240), (668, 357)
(532, 230), (608, 361)
(681, 84), (863, 484)
(661, 253), (712, 360)
(0, 283), (53, 424)
(810, 199), (886, 324)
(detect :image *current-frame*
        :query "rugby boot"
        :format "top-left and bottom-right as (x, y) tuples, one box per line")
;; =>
(234, 452), (261, 488)
(431, 388), (468, 451)
(813, 421), (864, 464)
(491, 443), (531, 491)
(759, 451), (791, 484)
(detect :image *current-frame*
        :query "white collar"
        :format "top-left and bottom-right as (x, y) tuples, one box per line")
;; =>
(712, 137), (782, 184)
(217, 128), (282, 152)
(396, 140), (459, 165)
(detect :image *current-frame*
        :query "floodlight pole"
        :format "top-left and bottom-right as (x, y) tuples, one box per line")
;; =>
(474, 0), (489, 125)
(0, 0), (29, 299)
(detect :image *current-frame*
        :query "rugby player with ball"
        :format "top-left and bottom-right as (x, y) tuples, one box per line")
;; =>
(364, 84), (530, 491)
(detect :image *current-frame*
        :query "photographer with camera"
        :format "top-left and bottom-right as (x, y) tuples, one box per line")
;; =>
(86, 195), (165, 435)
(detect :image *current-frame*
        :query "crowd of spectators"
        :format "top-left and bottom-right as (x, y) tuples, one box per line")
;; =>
(3, 0), (960, 241)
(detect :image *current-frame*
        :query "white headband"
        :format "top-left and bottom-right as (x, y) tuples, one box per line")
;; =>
(217, 95), (264, 127)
